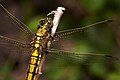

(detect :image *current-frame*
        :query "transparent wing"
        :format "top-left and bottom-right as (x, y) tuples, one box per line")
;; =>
(0, 4), (33, 63)
(0, 35), (31, 48)
(0, 4), (34, 39)
(0, 4), (35, 80)
(54, 19), (114, 40)
(0, 34), (31, 60)
(47, 49), (119, 64)
(0, 35), (31, 68)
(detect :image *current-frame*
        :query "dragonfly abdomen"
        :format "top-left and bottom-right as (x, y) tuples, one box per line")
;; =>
(25, 49), (41, 80)
(26, 35), (42, 80)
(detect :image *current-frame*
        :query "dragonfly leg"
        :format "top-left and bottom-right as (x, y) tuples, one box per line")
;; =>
(38, 54), (46, 75)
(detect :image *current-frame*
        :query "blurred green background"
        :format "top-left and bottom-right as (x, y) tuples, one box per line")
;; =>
(0, 0), (120, 80)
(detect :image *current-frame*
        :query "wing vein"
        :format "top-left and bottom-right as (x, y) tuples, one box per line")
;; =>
(0, 4), (34, 37)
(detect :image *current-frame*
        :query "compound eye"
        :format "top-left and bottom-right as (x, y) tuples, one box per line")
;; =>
(40, 19), (46, 26)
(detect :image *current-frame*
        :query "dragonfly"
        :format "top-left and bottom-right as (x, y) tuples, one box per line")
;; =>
(0, 3), (119, 80)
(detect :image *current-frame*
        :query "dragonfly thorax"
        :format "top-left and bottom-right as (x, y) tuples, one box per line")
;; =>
(36, 18), (53, 37)
(30, 17), (53, 49)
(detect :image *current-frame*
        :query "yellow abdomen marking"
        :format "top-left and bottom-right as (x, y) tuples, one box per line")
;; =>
(31, 57), (37, 64)
(35, 44), (40, 48)
(37, 60), (41, 65)
(29, 64), (35, 73)
(27, 73), (37, 80)
(37, 37), (40, 40)
(32, 50), (38, 56)
(27, 73), (32, 80)
(36, 41), (40, 43)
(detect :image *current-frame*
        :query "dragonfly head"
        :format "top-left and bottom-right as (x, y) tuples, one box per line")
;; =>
(37, 17), (53, 31)
(36, 18), (53, 37)
(37, 18), (53, 29)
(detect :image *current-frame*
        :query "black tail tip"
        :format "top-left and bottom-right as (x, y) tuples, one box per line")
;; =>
(105, 55), (119, 60)
(107, 19), (115, 22)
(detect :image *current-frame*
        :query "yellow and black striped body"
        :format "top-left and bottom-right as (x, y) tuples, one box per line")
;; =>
(26, 18), (53, 80)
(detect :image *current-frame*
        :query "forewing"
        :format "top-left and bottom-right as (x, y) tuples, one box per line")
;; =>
(0, 3), (33, 64)
(53, 19), (114, 41)
(0, 4), (34, 43)
(0, 35), (31, 48)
